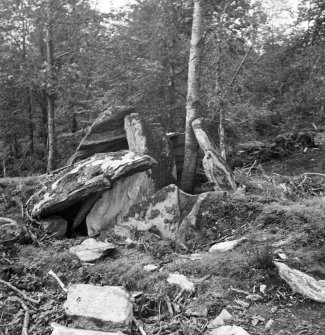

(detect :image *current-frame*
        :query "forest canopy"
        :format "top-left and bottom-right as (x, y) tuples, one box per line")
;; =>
(0, 0), (324, 177)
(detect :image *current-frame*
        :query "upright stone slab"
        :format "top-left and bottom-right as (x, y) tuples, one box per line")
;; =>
(64, 284), (133, 332)
(124, 113), (175, 190)
(69, 106), (135, 164)
(115, 184), (198, 240)
(86, 171), (154, 236)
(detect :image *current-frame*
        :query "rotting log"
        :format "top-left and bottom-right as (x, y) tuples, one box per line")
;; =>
(192, 118), (236, 191)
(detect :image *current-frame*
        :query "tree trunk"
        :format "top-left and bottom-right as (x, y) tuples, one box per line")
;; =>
(192, 118), (236, 191)
(46, 13), (56, 173)
(180, 0), (204, 192)
(27, 87), (34, 155)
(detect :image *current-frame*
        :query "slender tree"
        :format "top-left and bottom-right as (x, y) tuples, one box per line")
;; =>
(180, 0), (204, 192)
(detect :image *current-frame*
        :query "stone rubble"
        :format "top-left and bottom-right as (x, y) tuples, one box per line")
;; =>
(70, 238), (116, 262)
(209, 237), (247, 253)
(208, 309), (233, 329)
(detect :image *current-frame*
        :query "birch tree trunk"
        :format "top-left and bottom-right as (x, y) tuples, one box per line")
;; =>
(180, 0), (204, 192)
(46, 9), (56, 173)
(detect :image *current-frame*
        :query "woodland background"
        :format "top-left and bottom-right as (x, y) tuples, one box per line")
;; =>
(0, 0), (324, 176)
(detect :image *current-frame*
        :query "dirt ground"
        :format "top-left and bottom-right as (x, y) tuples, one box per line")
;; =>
(1, 148), (325, 335)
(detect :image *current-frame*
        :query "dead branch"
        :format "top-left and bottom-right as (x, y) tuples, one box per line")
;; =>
(0, 278), (39, 305)
(12, 297), (30, 335)
(165, 295), (174, 317)
(192, 118), (237, 191)
(132, 317), (147, 335)
(173, 289), (185, 303)
(48, 270), (68, 293)
(230, 286), (250, 295)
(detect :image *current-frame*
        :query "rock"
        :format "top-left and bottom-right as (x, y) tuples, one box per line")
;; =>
(70, 238), (116, 262)
(29, 151), (157, 219)
(124, 113), (176, 189)
(185, 306), (208, 317)
(274, 261), (325, 303)
(208, 309), (233, 329)
(265, 319), (274, 331)
(69, 106), (134, 164)
(209, 238), (247, 253)
(0, 218), (23, 242)
(115, 184), (198, 240)
(178, 192), (210, 243)
(51, 323), (125, 335)
(259, 284), (267, 294)
(210, 325), (250, 335)
(86, 171), (154, 237)
(143, 264), (159, 272)
(234, 299), (250, 308)
(245, 294), (263, 301)
(167, 273), (195, 292)
(64, 284), (133, 332)
(41, 216), (68, 237)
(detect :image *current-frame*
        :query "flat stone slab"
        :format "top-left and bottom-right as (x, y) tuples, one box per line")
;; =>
(51, 323), (125, 335)
(28, 151), (156, 218)
(64, 284), (133, 332)
(70, 238), (116, 262)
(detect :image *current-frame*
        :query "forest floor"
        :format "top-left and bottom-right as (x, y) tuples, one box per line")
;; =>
(1, 146), (325, 335)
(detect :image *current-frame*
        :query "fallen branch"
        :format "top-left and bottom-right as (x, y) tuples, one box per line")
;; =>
(48, 270), (68, 293)
(12, 297), (30, 335)
(173, 289), (185, 303)
(0, 279), (39, 305)
(132, 317), (147, 335)
(165, 295), (174, 317)
(230, 287), (250, 296)
(192, 118), (237, 191)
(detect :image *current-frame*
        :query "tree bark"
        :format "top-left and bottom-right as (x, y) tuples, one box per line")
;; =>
(192, 118), (236, 191)
(180, 0), (204, 192)
(46, 10), (56, 173)
(27, 87), (34, 155)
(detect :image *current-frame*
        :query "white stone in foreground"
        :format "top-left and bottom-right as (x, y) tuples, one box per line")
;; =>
(70, 238), (116, 262)
(209, 238), (246, 253)
(51, 323), (125, 335)
(207, 309), (233, 329)
(275, 261), (325, 303)
(64, 285), (133, 332)
(210, 325), (250, 335)
(167, 274), (195, 292)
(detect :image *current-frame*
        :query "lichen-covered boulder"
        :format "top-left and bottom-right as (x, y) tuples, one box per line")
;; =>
(115, 184), (198, 240)
(69, 106), (134, 164)
(28, 151), (157, 218)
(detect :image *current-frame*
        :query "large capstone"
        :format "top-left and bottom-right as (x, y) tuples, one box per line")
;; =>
(28, 151), (157, 219)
